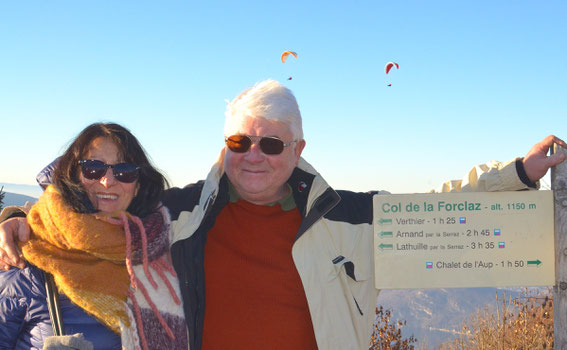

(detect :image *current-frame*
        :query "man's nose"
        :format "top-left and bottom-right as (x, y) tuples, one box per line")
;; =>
(245, 142), (266, 161)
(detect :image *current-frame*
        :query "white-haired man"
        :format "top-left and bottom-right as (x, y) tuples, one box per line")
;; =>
(1, 80), (566, 350)
(163, 80), (565, 349)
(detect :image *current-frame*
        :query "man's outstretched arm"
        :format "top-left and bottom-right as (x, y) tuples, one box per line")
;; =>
(1, 135), (565, 269)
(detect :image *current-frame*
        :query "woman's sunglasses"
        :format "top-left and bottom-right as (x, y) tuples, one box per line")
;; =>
(225, 135), (296, 155)
(78, 159), (140, 183)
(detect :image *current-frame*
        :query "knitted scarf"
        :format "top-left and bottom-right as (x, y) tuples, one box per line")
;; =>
(23, 185), (187, 350)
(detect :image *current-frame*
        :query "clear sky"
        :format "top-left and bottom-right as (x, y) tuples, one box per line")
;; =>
(1, 1), (565, 195)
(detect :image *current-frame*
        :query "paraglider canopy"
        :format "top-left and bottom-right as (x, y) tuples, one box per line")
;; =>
(281, 51), (298, 63)
(385, 62), (399, 74)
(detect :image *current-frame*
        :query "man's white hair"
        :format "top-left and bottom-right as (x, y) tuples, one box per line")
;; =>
(224, 79), (303, 140)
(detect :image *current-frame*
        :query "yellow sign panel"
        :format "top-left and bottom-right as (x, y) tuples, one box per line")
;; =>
(373, 191), (554, 289)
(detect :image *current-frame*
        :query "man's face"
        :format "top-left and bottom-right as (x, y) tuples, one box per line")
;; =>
(224, 116), (305, 205)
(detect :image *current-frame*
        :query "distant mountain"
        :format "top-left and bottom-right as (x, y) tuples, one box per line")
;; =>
(377, 287), (547, 347)
(1, 192), (38, 207)
(0, 183), (43, 198)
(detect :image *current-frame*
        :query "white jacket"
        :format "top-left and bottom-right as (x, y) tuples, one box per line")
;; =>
(166, 155), (535, 350)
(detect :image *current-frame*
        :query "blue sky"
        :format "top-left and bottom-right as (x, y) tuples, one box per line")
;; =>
(1, 1), (565, 195)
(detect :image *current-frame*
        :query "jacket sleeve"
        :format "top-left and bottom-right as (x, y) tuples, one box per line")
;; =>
(430, 158), (539, 193)
(0, 203), (32, 223)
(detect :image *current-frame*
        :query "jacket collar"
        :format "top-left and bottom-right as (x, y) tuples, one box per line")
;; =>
(201, 152), (342, 242)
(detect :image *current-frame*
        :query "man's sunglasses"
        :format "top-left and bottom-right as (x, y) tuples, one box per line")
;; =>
(225, 135), (296, 155)
(78, 159), (140, 183)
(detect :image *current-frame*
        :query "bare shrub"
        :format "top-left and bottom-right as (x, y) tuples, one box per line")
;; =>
(438, 288), (553, 349)
(369, 305), (418, 349)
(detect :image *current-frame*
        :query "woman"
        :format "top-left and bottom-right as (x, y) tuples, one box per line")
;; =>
(0, 123), (187, 350)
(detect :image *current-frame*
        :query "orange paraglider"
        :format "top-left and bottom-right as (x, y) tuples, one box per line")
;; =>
(281, 51), (298, 63)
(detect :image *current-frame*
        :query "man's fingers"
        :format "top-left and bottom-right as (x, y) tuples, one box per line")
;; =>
(2, 243), (23, 268)
(0, 217), (27, 268)
(17, 219), (31, 242)
(551, 135), (567, 149)
(548, 152), (567, 167)
(542, 135), (567, 151)
(0, 249), (11, 270)
(0, 248), (22, 269)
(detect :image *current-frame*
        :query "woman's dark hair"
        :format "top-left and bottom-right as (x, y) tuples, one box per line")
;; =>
(53, 122), (168, 217)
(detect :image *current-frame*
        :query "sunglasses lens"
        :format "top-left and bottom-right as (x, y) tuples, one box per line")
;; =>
(226, 135), (251, 153)
(80, 160), (108, 180)
(226, 135), (287, 155)
(112, 163), (139, 183)
(259, 137), (284, 155)
(79, 160), (139, 183)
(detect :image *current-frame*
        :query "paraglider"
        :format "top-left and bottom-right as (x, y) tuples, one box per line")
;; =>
(384, 62), (399, 74)
(281, 51), (298, 80)
(385, 61), (399, 86)
(281, 51), (298, 63)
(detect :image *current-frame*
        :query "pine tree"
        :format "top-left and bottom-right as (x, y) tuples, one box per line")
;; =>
(0, 186), (5, 211)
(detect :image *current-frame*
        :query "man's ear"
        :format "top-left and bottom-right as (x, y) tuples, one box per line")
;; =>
(294, 139), (306, 164)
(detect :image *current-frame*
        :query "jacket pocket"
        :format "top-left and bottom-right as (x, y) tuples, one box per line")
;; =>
(328, 255), (370, 316)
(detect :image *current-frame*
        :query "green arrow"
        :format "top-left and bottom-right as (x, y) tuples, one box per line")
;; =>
(379, 231), (393, 238)
(377, 218), (392, 225)
(378, 243), (393, 251)
(527, 259), (542, 266)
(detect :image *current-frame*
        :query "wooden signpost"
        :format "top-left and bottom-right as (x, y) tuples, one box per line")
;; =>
(552, 144), (567, 349)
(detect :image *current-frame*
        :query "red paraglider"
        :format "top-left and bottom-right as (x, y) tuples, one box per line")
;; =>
(385, 62), (399, 74)
(385, 62), (399, 86)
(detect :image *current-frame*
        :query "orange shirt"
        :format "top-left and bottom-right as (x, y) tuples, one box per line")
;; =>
(202, 199), (318, 349)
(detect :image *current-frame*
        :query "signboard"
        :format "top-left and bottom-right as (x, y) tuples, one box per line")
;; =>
(373, 191), (554, 289)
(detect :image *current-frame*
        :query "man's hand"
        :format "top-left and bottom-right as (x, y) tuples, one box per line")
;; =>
(523, 135), (567, 183)
(0, 217), (30, 270)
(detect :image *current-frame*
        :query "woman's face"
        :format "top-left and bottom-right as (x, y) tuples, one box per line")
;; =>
(79, 136), (138, 213)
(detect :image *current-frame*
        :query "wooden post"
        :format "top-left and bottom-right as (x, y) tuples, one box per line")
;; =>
(553, 144), (567, 349)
